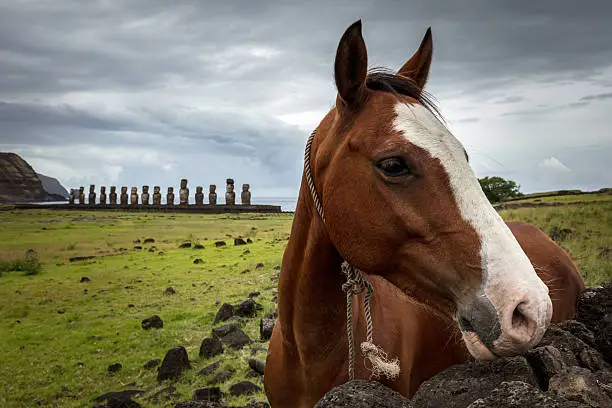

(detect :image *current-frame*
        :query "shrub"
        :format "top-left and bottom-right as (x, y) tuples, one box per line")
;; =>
(0, 249), (42, 276)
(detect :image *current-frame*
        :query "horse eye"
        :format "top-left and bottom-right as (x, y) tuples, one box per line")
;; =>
(376, 157), (412, 177)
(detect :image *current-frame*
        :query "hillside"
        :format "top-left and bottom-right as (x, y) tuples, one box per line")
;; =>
(0, 152), (67, 203)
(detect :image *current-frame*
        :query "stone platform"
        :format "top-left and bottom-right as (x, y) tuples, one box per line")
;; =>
(8, 203), (282, 214)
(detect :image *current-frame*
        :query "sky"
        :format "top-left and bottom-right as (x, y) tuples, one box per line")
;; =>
(1, 0), (611, 198)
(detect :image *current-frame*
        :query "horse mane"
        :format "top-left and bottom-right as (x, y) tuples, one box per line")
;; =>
(365, 68), (444, 122)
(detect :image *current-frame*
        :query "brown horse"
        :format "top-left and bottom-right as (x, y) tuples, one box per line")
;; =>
(264, 20), (585, 407)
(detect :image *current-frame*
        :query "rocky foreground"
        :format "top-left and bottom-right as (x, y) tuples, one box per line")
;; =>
(94, 284), (611, 408)
(317, 284), (612, 408)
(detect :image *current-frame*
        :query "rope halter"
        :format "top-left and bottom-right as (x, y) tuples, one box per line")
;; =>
(304, 128), (400, 381)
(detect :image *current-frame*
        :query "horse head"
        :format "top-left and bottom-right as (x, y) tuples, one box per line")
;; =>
(310, 20), (552, 359)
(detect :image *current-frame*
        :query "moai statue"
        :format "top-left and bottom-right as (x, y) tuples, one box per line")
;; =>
(167, 187), (175, 207)
(141, 186), (150, 205)
(225, 178), (236, 205)
(69, 189), (75, 205)
(179, 178), (189, 205)
(209, 185), (217, 205)
(109, 186), (117, 205)
(130, 187), (139, 205)
(152, 186), (161, 205)
(241, 184), (251, 205)
(195, 186), (204, 205)
(78, 187), (85, 205)
(99, 186), (107, 205)
(88, 185), (96, 205)
(120, 186), (128, 205)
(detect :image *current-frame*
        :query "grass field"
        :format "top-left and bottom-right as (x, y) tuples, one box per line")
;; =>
(0, 194), (610, 407)
(0, 211), (294, 407)
(497, 191), (612, 286)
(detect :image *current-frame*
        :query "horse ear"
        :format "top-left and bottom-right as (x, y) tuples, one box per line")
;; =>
(334, 20), (368, 108)
(397, 28), (433, 93)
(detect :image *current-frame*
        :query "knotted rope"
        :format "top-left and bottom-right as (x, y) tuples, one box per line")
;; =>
(304, 129), (400, 381)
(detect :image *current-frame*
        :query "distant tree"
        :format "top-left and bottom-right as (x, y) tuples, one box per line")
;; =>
(478, 176), (523, 203)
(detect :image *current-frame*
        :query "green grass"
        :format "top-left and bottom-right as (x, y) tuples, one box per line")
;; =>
(498, 194), (612, 286)
(0, 210), (293, 407)
(0, 198), (610, 407)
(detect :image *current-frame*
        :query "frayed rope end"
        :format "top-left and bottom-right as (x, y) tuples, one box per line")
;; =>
(361, 341), (401, 380)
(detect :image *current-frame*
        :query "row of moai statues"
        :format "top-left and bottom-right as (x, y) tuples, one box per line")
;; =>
(68, 178), (251, 206)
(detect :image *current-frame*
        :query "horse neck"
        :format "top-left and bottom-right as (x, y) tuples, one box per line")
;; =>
(278, 177), (348, 354)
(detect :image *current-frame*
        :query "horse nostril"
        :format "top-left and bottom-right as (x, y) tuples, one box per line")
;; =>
(511, 302), (529, 330)
(506, 300), (538, 344)
(459, 316), (475, 332)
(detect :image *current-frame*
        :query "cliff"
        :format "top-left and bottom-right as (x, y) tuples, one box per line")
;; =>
(37, 172), (69, 199)
(0, 153), (67, 203)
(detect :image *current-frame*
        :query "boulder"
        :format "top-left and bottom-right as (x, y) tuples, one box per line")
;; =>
(467, 381), (584, 408)
(557, 320), (597, 348)
(260, 317), (275, 341)
(576, 284), (612, 358)
(525, 345), (567, 389)
(315, 380), (411, 408)
(213, 303), (235, 324)
(92, 390), (145, 408)
(597, 314), (612, 363)
(193, 387), (222, 402)
(148, 386), (177, 404)
(229, 381), (261, 397)
(248, 358), (265, 375)
(212, 323), (240, 338)
(235, 299), (259, 318)
(538, 325), (610, 372)
(198, 362), (220, 377)
(199, 337), (224, 359)
(143, 359), (160, 369)
(208, 370), (234, 385)
(548, 366), (612, 407)
(142, 315), (163, 330)
(411, 356), (538, 408)
(157, 347), (191, 381)
(211, 324), (251, 350)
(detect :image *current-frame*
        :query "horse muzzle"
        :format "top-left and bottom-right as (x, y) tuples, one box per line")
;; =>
(458, 289), (553, 359)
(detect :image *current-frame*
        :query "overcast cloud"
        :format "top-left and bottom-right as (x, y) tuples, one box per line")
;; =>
(1, 0), (611, 200)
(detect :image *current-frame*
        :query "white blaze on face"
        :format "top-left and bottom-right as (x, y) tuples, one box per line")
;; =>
(393, 102), (552, 356)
